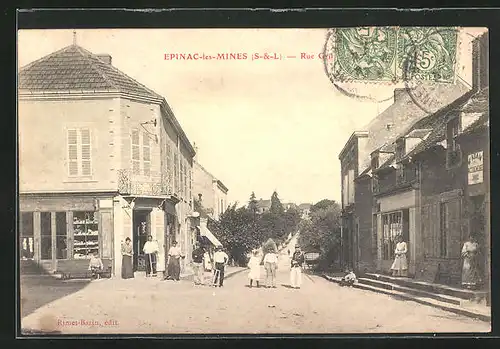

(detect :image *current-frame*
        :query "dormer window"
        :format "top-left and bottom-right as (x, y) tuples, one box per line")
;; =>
(395, 139), (405, 161)
(371, 152), (379, 170)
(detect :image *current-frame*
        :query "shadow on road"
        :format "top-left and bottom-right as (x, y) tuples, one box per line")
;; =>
(20, 263), (92, 318)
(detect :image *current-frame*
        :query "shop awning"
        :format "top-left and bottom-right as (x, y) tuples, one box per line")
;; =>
(198, 225), (222, 247)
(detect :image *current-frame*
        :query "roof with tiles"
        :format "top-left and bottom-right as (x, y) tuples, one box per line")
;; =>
(19, 44), (163, 101)
(404, 87), (488, 160)
(357, 82), (469, 175)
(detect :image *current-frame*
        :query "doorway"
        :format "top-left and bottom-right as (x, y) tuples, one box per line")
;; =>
(469, 194), (486, 284)
(133, 209), (151, 272)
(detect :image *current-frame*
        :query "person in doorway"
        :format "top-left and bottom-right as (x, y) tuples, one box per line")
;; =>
(203, 250), (213, 272)
(165, 241), (184, 281)
(390, 235), (408, 277)
(143, 235), (159, 277)
(88, 252), (104, 280)
(191, 242), (205, 285)
(263, 248), (278, 288)
(247, 249), (261, 288)
(461, 234), (481, 289)
(290, 245), (305, 289)
(121, 237), (134, 279)
(213, 246), (229, 287)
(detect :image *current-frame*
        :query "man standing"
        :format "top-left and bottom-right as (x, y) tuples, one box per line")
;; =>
(143, 235), (159, 277)
(213, 246), (229, 287)
(290, 245), (305, 289)
(191, 242), (205, 285)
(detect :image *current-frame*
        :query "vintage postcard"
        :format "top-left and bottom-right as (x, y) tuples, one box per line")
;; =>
(18, 26), (490, 335)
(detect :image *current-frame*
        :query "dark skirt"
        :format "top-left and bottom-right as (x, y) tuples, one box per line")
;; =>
(121, 255), (134, 279)
(167, 257), (181, 280)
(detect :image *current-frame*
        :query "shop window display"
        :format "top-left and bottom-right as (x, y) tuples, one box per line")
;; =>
(73, 211), (99, 259)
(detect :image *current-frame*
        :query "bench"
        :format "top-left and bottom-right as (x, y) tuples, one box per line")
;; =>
(57, 258), (112, 280)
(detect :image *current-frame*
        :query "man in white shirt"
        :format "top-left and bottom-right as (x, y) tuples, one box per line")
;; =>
(143, 235), (159, 277)
(213, 246), (229, 287)
(263, 250), (278, 288)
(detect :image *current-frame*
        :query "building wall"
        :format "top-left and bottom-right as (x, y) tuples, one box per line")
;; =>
(19, 97), (118, 193)
(354, 176), (376, 272)
(193, 161), (216, 216)
(118, 98), (162, 177)
(213, 184), (228, 220)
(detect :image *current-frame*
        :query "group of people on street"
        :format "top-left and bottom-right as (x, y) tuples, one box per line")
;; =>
(120, 236), (186, 281)
(247, 244), (305, 289)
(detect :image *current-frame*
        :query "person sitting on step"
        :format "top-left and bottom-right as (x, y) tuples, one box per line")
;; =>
(88, 252), (104, 280)
(339, 268), (357, 287)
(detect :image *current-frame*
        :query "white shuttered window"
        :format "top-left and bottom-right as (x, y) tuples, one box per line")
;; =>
(67, 128), (92, 177)
(131, 129), (152, 176)
(132, 129), (141, 175)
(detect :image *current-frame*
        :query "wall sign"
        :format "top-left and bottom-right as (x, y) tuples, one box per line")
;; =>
(468, 151), (484, 185)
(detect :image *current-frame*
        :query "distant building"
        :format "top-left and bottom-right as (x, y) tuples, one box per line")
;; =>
(192, 158), (228, 221)
(256, 199), (271, 214)
(298, 203), (312, 220)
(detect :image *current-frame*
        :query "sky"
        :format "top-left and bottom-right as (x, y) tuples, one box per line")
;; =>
(17, 28), (486, 206)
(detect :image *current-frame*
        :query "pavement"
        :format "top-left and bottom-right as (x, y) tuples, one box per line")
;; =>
(20, 237), (490, 334)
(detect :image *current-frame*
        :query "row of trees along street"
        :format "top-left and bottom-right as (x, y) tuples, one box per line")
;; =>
(195, 191), (342, 270)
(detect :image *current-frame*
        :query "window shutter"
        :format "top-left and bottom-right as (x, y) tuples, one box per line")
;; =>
(80, 129), (91, 176)
(132, 129), (140, 175)
(67, 129), (78, 176)
(143, 131), (151, 176)
(447, 197), (462, 258)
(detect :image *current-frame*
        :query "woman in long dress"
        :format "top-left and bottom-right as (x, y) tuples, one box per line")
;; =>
(166, 241), (184, 281)
(247, 250), (261, 288)
(390, 235), (408, 277)
(121, 237), (134, 279)
(462, 235), (481, 289)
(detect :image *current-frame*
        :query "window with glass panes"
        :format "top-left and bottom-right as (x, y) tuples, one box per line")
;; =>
(382, 211), (402, 260)
(40, 212), (52, 260)
(72, 211), (99, 259)
(55, 212), (68, 259)
(20, 212), (34, 260)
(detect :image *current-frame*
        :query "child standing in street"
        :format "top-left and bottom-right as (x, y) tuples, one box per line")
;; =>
(247, 250), (261, 288)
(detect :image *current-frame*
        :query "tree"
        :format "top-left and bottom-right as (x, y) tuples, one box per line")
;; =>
(248, 192), (258, 215)
(298, 199), (342, 271)
(310, 199), (337, 213)
(270, 191), (284, 215)
(284, 205), (301, 236)
(213, 203), (263, 266)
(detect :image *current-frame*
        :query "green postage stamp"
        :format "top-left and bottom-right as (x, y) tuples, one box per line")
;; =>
(327, 27), (459, 84)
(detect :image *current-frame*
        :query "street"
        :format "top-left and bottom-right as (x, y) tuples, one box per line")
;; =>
(21, 240), (490, 334)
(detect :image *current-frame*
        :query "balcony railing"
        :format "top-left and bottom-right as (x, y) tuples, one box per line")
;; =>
(117, 169), (174, 196)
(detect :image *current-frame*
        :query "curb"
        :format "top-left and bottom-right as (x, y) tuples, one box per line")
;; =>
(322, 274), (491, 323)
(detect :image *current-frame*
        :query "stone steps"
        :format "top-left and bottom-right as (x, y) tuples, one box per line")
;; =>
(322, 274), (491, 323)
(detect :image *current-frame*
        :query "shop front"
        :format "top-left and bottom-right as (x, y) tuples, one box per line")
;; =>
(375, 189), (418, 275)
(19, 193), (115, 274)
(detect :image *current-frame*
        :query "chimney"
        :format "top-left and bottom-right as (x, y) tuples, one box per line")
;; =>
(97, 54), (112, 65)
(472, 32), (489, 91)
(393, 88), (406, 104)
